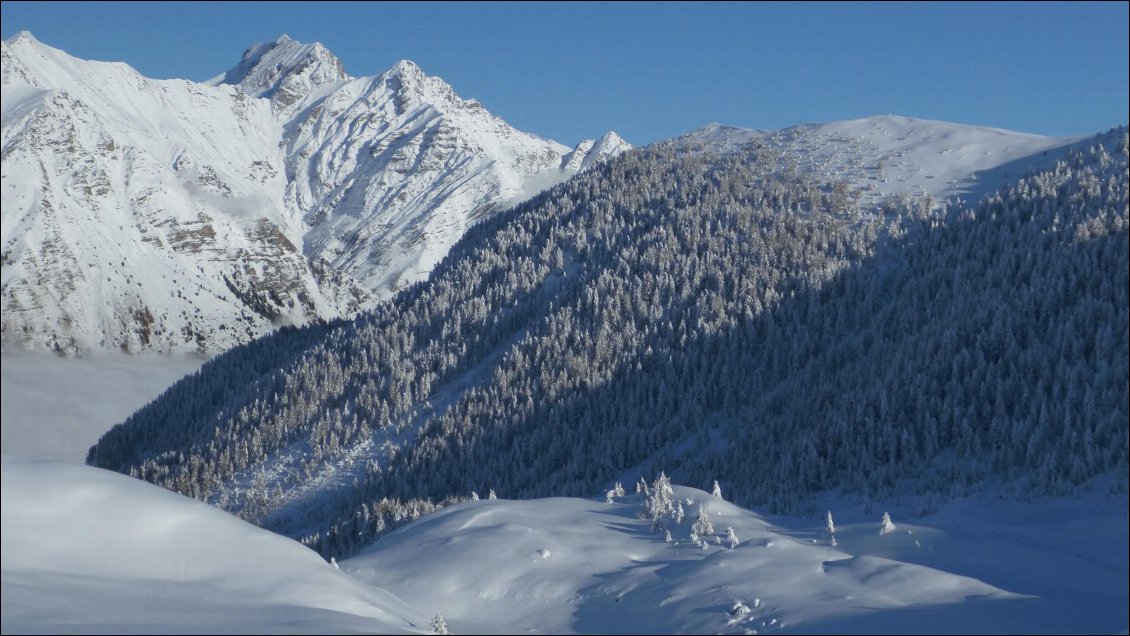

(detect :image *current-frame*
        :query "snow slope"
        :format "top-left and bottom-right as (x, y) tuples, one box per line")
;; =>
(344, 483), (1129, 634)
(681, 115), (1085, 211)
(1, 351), (205, 462)
(0, 456), (424, 634)
(213, 35), (631, 295)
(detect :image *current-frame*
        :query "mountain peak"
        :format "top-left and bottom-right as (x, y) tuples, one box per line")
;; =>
(389, 59), (423, 75)
(382, 59), (431, 88)
(561, 131), (632, 173)
(5, 30), (39, 45)
(213, 35), (347, 109)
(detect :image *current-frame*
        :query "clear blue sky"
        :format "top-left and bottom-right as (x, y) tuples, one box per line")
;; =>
(2, 1), (1127, 146)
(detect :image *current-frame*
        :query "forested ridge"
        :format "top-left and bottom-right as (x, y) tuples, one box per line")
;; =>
(89, 129), (1129, 558)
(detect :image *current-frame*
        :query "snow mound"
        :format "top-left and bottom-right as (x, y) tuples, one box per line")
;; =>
(343, 485), (1028, 634)
(0, 457), (423, 634)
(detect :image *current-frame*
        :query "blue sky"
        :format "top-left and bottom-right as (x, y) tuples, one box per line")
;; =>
(2, 1), (1127, 146)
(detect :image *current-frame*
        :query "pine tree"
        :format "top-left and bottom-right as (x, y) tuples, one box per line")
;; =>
(825, 510), (836, 535)
(879, 512), (897, 536)
(430, 612), (450, 635)
(712, 480), (723, 499)
(692, 504), (715, 539)
(488, 489), (497, 500)
(726, 526), (739, 548)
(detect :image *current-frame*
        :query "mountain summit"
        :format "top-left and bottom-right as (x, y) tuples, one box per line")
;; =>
(210, 34), (347, 110)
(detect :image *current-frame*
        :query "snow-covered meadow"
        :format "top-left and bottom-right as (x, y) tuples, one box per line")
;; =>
(3, 448), (1126, 633)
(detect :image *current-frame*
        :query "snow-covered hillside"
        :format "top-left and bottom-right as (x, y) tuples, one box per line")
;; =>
(212, 35), (631, 295)
(5, 461), (1124, 634)
(347, 481), (1128, 634)
(1, 32), (372, 354)
(680, 115), (1084, 210)
(0, 456), (424, 634)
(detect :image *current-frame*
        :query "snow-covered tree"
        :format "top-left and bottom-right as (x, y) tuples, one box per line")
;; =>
(470, 491), (479, 501)
(430, 612), (450, 635)
(488, 489), (497, 500)
(692, 504), (715, 539)
(825, 510), (836, 535)
(879, 512), (897, 536)
(712, 480), (723, 499)
(641, 472), (675, 527)
(726, 526), (740, 548)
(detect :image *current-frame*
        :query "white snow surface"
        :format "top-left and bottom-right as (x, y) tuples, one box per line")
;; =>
(1, 351), (205, 462)
(0, 456), (424, 634)
(345, 484), (1129, 634)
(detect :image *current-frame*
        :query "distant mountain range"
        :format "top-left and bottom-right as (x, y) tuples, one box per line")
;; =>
(1, 32), (627, 353)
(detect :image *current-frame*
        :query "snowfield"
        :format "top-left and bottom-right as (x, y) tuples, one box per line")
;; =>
(1, 456), (424, 634)
(345, 484), (1128, 634)
(3, 460), (1125, 634)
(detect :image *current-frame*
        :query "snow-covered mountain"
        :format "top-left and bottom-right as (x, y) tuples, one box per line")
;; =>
(679, 115), (1085, 210)
(1, 32), (629, 352)
(1, 32), (371, 354)
(210, 35), (630, 295)
(87, 126), (1128, 560)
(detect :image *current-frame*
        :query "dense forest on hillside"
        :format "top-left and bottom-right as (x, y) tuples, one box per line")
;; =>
(89, 130), (1129, 558)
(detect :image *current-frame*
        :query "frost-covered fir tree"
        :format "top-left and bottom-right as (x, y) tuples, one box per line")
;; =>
(641, 472), (675, 528)
(430, 612), (450, 635)
(825, 511), (836, 535)
(488, 489), (497, 500)
(470, 491), (479, 501)
(879, 512), (897, 536)
(692, 504), (715, 539)
(712, 480), (723, 499)
(726, 526), (740, 548)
